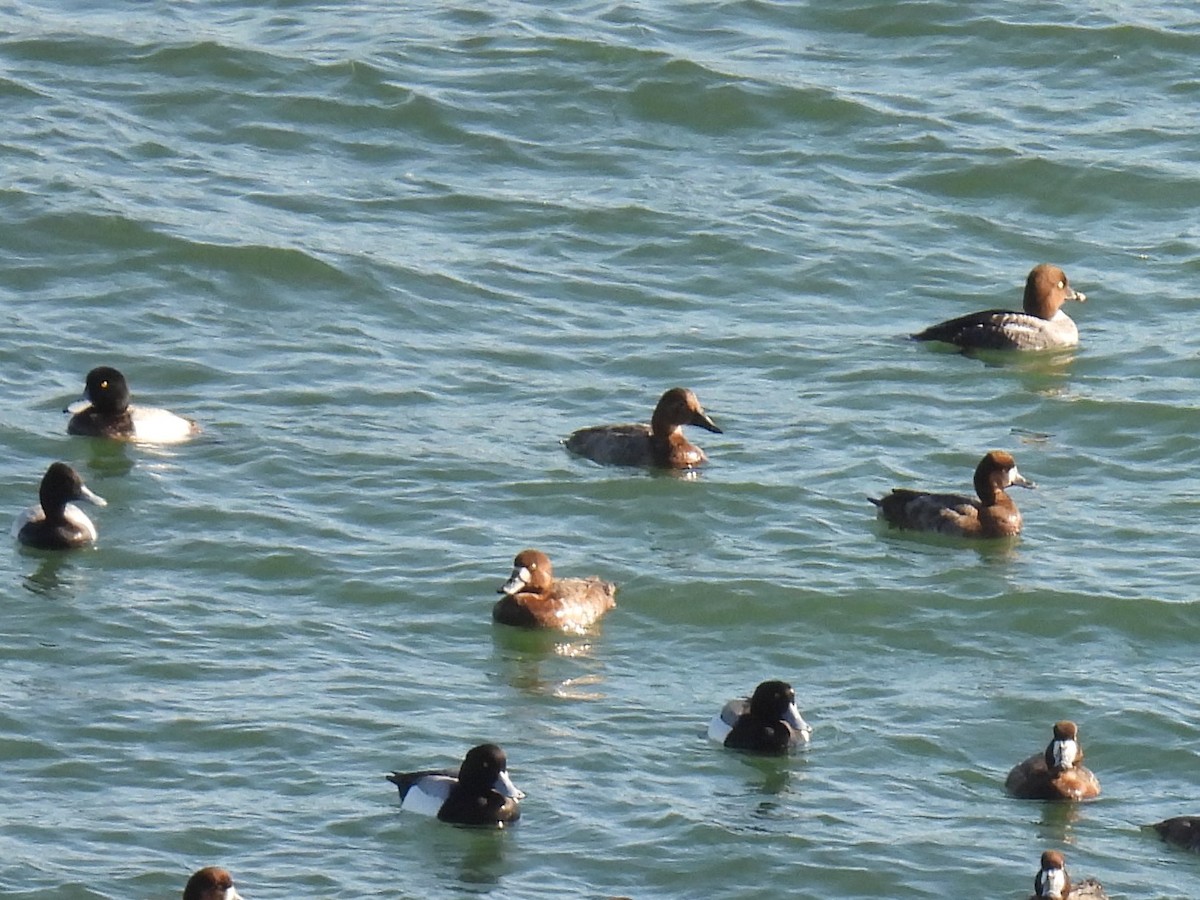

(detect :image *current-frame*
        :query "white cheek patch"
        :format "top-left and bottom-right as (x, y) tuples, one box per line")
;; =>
(1052, 739), (1079, 768)
(1038, 867), (1067, 898)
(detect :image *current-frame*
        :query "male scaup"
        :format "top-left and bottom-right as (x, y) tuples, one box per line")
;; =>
(386, 743), (524, 827)
(12, 461), (107, 549)
(707, 680), (812, 755)
(1151, 816), (1200, 853)
(66, 366), (200, 443)
(564, 387), (722, 469)
(912, 263), (1086, 351)
(1031, 850), (1108, 899)
(870, 450), (1034, 538)
(183, 867), (243, 900)
(494, 548), (617, 632)
(1006, 720), (1101, 801)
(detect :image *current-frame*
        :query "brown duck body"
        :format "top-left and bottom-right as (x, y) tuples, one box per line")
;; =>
(871, 450), (1033, 538)
(1030, 850), (1108, 899)
(564, 387), (721, 469)
(1007, 721), (1101, 801)
(493, 549), (616, 632)
(913, 263), (1086, 351)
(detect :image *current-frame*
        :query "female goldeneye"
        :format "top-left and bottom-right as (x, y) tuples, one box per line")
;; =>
(1006, 720), (1101, 801)
(183, 867), (244, 900)
(12, 462), (107, 549)
(494, 548), (616, 632)
(707, 680), (812, 754)
(66, 366), (200, 443)
(1031, 850), (1108, 899)
(386, 743), (524, 827)
(870, 450), (1034, 538)
(913, 263), (1086, 351)
(564, 387), (722, 469)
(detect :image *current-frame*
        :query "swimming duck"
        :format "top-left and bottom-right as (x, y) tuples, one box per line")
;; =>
(183, 867), (243, 900)
(1031, 850), (1108, 899)
(912, 263), (1086, 351)
(1151, 816), (1200, 852)
(707, 680), (812, 754)
(870, 450), (1034, 538)
(564, 387), (722, 469)
(12, 462), (107, 549)
(1006, 721), (1101, 801)
(386, 743), (524, 827)
(494, 548), (616, 632)
(66, 366), (200, 443)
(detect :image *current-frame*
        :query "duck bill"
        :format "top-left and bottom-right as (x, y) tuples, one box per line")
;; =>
(79, 485), (108, 507)
(493, 770), (525, 800)
(692, 412), (723, 434)
(1009, 466), (1036, 490)
(1069, 289), (1086, 303)
(64, 398), (91, 415)
(784, 703), (810, 735)
(498, 566), (530, 596)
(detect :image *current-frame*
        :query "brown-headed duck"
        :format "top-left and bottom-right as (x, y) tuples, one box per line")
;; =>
(708, 680), (813, 754)
(1031, 850), (1108, 899)
(12, 462), (107, 549)
(66, 366), (200, 443)
(870, 450), (1034, 538)
(913, 263), (1086, 351)
(386, 743), (524, 827)
(564, 386), (721, 469)
(1006, 720), (1101, 801)
(1151, 816), (1200, 853)
(184, 867), (244, 900)
(494, 548), (616, 632)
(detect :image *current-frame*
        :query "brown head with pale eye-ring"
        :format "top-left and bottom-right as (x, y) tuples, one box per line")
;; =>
(499, 549), (553, 597)
(1024, 264), (1086, 320)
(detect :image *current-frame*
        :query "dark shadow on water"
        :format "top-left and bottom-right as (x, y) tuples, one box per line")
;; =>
(20, 550), (77, 596)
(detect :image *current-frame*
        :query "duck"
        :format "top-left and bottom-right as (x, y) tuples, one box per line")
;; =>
(12, 462), (107, 549)
(66, 366), (200, 443)
(386, 743), (524, 827)
(1006, 721), (1101, 800)
(494, 548), (617, 632)
(912, 263), (1086, 351)
(183, 867), (243, 900)
(870, 450), (1034, 538)
(1151, 816), (1200, 852)
(1031, 850), (1108, 899)
(708, 680), (812, 754)
(564, 387), (722, 469)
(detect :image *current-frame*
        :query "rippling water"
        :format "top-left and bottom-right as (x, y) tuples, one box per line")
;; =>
(3, 2), (1200, 897)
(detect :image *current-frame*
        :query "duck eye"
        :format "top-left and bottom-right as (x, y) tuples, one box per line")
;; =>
(100, 381), (108, 389)
(1056, 281), (1064, 289)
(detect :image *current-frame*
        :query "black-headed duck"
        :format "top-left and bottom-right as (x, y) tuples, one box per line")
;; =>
(494, 548), (616, 632)
(1006, 720), (1101, 801)
(708, 680), (812, 755)
(1151, 816), (1200, 853)
(913, 263), (1086, 351)
(871, 450), (1034, 538)
(387, 743), (524, 827)
(564, 387), (721, 469)
(12, 462), (107, 549)
(66, 366), (199, 443)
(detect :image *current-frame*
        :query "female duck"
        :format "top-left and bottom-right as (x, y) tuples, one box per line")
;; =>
(66, 366), (199, 443)
(183, 867), (244, 900)
(912, 263), (1086, 351)
(494, 548), (616, 632)
(1151, 816), (1200, 852)
(708, 680), (812, 755)
(564, 387), (722, 469)
(1006, 720), (1101, 801)
(870, 450), (1034, 538)
(387, 743), (524, 827)
(12, 462), (107, 549)
(1031, 850), (1108, 899)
